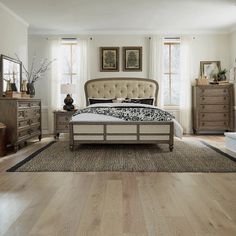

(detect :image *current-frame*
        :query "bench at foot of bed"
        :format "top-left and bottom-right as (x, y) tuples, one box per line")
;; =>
(69, 121), (174, 152)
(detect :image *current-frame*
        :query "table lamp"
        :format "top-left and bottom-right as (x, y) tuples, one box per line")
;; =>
(61, 84), (76, 111)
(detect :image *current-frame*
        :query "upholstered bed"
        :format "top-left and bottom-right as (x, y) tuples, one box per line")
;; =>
(69, 78), (181, 151)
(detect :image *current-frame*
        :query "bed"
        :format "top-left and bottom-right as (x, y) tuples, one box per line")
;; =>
(69, 78), (182, 151)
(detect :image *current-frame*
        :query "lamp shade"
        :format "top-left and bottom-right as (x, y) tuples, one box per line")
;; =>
(60, 84), (76, 94)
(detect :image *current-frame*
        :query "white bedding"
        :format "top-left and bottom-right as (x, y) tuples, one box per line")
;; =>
(71, 103), (183, 138)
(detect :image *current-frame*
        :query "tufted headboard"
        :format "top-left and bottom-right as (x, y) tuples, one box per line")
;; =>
(84, 78), (159, 106)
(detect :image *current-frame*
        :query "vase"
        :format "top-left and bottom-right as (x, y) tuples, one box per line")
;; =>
(27, 82), (35, 98)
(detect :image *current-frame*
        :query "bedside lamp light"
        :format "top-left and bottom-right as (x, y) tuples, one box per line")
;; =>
(61, 84), (76, 111)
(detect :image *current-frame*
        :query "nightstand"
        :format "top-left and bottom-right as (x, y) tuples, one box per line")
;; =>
(53, 110), (77, 139)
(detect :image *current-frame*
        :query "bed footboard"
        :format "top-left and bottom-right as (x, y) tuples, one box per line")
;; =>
(69, 121), (174, 152)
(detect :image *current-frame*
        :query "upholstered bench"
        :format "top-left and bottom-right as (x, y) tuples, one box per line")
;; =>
(224, 132), (236, 153)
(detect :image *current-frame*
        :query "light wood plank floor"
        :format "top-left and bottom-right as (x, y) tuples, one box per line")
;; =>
(0, 135), (236, 236)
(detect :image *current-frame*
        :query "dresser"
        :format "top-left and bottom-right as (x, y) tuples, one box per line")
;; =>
(0, 98), (42, 151)
(192, 84), (234, 134)
(54, 110), (77, 138)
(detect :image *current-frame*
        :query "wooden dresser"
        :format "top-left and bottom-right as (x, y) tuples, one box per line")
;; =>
(0, 98), (42, 151)
(192, 84), (234, 134)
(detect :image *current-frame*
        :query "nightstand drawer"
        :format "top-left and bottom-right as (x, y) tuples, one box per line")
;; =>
(57, 124), (69, 131)
(57, 115), (71, 123)
(199, 105), (229, 112)
(199, 88), (229, 97)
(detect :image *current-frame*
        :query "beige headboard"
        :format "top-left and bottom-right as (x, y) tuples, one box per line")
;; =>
(84, 78), (159, 106)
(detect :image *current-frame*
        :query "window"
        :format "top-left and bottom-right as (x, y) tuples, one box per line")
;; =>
(163, 39), (180, 106)
(60, 38), (79, 105)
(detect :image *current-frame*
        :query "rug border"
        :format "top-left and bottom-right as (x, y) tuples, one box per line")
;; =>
(6, 140), (236, 173)
(6, 141), (56, 172)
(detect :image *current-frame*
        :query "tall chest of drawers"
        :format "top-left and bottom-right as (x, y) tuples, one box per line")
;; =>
(0, 98), (42, 151)
(192, 84), (234, 134)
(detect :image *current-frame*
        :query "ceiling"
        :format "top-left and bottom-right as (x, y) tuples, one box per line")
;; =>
(1, 0), (236, 34)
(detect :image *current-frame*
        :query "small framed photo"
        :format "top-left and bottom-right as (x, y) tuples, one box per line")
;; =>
(100, 47), (119, 72)
(123, 47), (142, 71)
(200, 61), (221, 79)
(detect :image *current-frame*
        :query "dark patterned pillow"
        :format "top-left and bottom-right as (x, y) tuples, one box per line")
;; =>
(89, 98), (114, 105)
(130, 98), (154, 105)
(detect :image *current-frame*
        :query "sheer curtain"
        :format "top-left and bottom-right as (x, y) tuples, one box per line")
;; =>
(48, 38), (62, 133)
(149, 36), (164, 108)
(76, 39), (90, 108)
(180, 36), (192, 133)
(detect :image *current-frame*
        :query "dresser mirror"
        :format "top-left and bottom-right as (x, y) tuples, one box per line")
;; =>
(0, 55), (22, 97)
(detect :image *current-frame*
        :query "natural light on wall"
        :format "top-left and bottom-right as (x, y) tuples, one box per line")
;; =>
(163, 38), (180, 107)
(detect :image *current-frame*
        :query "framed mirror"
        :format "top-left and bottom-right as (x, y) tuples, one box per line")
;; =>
(0, 55), (22, 97)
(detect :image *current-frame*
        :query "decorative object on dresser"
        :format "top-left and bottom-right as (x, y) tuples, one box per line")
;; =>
(0, 123), (7, 157)
(0, 55), (22, 97)
(61, 84), (76, 111)
(192, 84), (234, 134)
(15, 54), (55, 98)
(0, 98), (42, 152)
(54, 110), (77, 139)
(200, 61), (221, 81)
(100, 47), (119, 72)
(123, 47), (142, 71)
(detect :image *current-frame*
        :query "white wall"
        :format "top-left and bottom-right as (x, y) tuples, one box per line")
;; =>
(229, 30), (236, 129)
(0, 3), (28, 66)
(28, 33), (232, 132)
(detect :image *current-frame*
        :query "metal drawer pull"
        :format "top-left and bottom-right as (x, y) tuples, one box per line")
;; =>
(202, 105), (205, 109)
(202, 114), (205, 117)
(202, 97), (205, 100)
(202, 122), (205, 126)
(224, 97), (226, 100)
(224, 114), (226, 117)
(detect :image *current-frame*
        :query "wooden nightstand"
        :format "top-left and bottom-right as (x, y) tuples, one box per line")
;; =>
(53, 110), (77, 139)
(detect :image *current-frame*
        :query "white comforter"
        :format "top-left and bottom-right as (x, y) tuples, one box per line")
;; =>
(72, 103), (183, 138)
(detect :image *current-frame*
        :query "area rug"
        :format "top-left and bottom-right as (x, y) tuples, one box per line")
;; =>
(7, 141), (236, 172)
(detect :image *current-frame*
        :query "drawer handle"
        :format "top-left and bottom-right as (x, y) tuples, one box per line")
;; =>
(202, 122), (205, 126)
(202, 105), (205, 109)
(202, 97), (205, 100)
(202, 89), (205, 93)
(224, 114), (226, 117)
(224, 122), (226, 125)
(223, 105), (226, 109)
(224, 97), (226, 100)
(202, 114), (205, 117)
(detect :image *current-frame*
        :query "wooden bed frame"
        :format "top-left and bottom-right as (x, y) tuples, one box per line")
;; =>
(69, 78), (174, 151)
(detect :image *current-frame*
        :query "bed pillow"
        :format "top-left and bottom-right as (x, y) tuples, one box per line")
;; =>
(89, 98), (114, 105)
(130, 98), (154, 105)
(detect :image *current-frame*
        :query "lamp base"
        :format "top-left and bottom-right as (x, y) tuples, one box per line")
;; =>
(63, 94), (75, 111)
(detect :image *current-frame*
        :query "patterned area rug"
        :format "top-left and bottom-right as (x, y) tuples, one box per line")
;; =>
(7, 140), (236, 172)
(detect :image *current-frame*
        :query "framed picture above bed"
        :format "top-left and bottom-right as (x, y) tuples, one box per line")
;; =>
(100, 47), (119, 72)
(123, 47), (142, 71)
(200, 61), (221, 80)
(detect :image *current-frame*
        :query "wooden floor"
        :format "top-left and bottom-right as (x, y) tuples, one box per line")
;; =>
(0, 135), (236, 236)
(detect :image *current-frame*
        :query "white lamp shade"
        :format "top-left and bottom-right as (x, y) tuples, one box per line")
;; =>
(60, 84), (76, 94)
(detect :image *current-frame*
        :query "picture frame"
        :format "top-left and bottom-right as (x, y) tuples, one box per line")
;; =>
(100, 47), (119, 72)
(0, 55), (22, 97)
(200, 61), (221, 79)
(123, 47), (142, 71)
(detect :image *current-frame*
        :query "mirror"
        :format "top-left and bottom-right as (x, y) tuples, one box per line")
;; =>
(0, 55), (22, 97)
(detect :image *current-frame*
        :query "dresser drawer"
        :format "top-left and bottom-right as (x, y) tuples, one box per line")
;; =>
(199, 96), (229, 104)
(18, 101), (31, 109)
(200, 113), (229, 121)
(198, 88), (229, 97)
(200, 121), (228, 130)
(32, 108), (41, 118)
(30, 101), (40, 108)
(18, 129), (31, 140)
(18, 119), (30, 129)
(199, 104), (229, 112)
(18, 109), (32, 120)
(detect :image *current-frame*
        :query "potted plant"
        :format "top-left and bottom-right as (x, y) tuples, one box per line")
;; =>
(218, 69), (227, 81)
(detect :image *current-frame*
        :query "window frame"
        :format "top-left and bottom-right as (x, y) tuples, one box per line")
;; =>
(163, 41), (180, 108)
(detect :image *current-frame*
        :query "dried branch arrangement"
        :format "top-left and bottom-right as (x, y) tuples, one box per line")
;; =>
(15, 54), (56, 83)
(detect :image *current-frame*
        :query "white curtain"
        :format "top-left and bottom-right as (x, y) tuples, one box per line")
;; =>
(76, 39), (90, 108)
(48, 38), (62, 133)
(149, 36), (164, 108)
(180, 36), (192, 133)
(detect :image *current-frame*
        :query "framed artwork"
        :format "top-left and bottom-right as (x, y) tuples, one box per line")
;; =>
(200, 61), (221, 79)
(0, 55), (22, 97)
(100, 47), (119, 72)
(123, 47), (142, 71)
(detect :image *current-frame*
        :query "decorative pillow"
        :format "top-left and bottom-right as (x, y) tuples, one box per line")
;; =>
(89, 98), (114, 105)
(130, 98), (154, 105)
